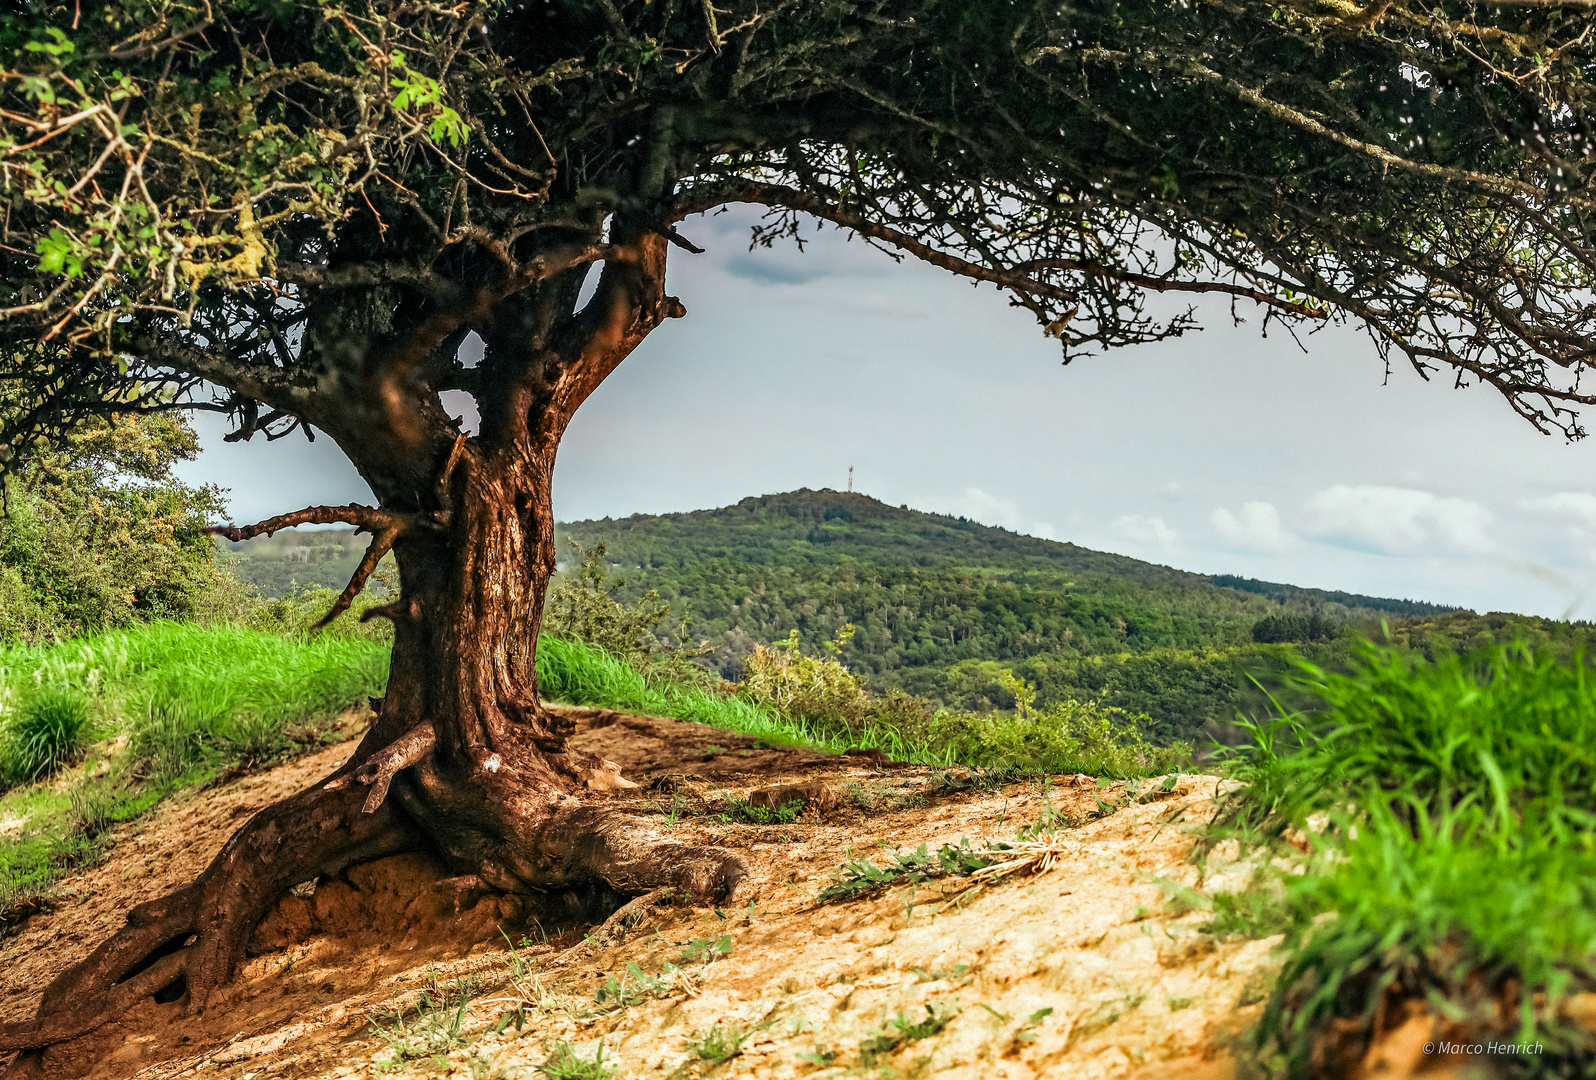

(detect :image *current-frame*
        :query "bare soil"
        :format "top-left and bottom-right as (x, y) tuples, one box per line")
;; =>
(1, 705), (1320, 1080)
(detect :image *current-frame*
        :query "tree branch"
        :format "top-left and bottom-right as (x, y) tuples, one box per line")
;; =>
(689, 183), (1327, 320)
(312, 522), (401, 629)
(207, 503), (404, 542)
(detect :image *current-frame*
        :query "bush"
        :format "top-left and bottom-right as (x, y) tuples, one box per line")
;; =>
(923, 672), (1190, 776)
(541, 541), (669, 665)
(1, 683), (91, 782)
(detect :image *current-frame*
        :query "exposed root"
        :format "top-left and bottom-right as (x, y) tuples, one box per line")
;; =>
(0, 782), (418, 1056)
(3, 760), (747, 1075)
(589, 887), (673, 946)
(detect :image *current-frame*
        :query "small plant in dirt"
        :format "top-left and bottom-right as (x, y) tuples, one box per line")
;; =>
(687, 1022), (753, 1066)
(796, 1043), (837, 1065)
(535, 1039), (617, 1080)
(858, 1001), (960, 1065)
(595, 961), (675, 1010)
(819, 802), (1079, 908)
(1013, 1006), (1053, 1044)
(679, 934), (734, 964)
(718, 796), (802, 825)
(366, 967), (482, 1069)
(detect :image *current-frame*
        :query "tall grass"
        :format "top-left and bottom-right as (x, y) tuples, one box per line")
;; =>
(0, 621), (389, 929)
(1215, 639), (1596, 1073)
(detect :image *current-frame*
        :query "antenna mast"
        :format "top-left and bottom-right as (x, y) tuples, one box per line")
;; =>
(848, 465), (854, 493)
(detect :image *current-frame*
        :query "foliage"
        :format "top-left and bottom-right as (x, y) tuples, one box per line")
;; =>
(558, 492), (1426, 742)
(859, 1002), (959, 1065)
(0, 622), (388, 929)
(542, 541), (672, 667)
(687, 1023), (753, 1066)
(2, 0), (1593, 460)
(0, 412), (240, 643)
(534, 1041), (617, 1080)
(1212, 641), (1596, 1072)
(539, 623), (1190, 775)
(818, 801), (1078, 905)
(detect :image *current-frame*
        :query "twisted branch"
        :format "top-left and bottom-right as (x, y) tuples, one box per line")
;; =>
(325, 722), (438, 813)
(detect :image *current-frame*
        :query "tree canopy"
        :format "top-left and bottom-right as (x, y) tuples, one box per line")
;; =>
(0, 0), (1593, 458)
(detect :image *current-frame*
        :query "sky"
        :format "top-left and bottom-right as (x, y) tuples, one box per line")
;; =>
(177, 207), (1596, 620)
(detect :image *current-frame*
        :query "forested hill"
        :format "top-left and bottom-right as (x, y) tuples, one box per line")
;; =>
(559, 489), (1455, 623)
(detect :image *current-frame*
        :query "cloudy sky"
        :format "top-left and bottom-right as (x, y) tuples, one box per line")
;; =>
(178, 207), (1596, 620)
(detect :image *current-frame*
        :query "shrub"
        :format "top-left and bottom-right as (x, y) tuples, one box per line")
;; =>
(541, 541), (669, 665)
(924, 672), (1189, 776)
(738, 627), (872, 732)
(1, 683), (91, 782)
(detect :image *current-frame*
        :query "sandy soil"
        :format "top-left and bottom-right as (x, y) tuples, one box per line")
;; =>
(1, 705), (1297, 1080)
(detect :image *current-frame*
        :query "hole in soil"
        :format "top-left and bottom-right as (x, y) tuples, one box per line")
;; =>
(549, 879), (634, 928)
(115, 932), (193, 985)
(152, 975), (187, 1005)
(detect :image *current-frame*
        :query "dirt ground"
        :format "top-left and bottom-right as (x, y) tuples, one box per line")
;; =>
(2, 705), (1301, 1080)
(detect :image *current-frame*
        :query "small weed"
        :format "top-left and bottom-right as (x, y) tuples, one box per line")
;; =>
(912, 963), (970, 983)
(859, 1001), (959, 1065)
(719, 797), (802, 825)
(535, 1039), (617, 1079)
(595, 961), (675, 1010)
(687, 1022), (752, 1066)
(679, 934), (734, 964)
(1167, 996), (1195, 1011)
(368, 989), (471, 1070)
(796, 1043), (837, 1066)
(1014, 1007), (1053, 1043)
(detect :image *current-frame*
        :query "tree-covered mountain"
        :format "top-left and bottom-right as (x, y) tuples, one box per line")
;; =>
(556, 488), (1455, 664)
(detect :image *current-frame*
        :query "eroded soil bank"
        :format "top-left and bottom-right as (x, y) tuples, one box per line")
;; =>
(3, 706), (1296, 1080)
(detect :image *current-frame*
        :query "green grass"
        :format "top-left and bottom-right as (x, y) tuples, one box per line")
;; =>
(0, 621), (388, 930)
(0, 620), (1181, 935)
(1212, 639), (1596, 1074)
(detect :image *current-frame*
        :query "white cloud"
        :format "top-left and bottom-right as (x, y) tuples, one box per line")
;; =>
(1525, 492), (1596, 527)
(1113, 514), (1177, 549)
(916, 487), (1022, 532)
(1211, 502), (1293, 552)
(1030, 521), (1058, 541)
(1304, 484), (1493, 555)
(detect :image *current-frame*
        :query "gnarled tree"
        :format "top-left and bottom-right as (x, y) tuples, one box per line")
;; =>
(0, 0), (1592, 1069)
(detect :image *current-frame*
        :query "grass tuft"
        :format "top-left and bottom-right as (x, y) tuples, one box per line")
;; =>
(2, 683), (91, 782)
(1213, 638), (1596, 1071)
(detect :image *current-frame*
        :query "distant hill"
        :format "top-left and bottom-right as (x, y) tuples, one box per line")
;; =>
(221, 489), (1486, 745)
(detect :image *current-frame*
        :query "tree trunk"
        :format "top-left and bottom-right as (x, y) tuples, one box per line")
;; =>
(0, 223), (730, 1074)
(1, 421), (744, 1074)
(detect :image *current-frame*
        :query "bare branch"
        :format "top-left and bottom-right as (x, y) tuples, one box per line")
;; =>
(311, 522), (400, 629)
(207, 503), (403, 542)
